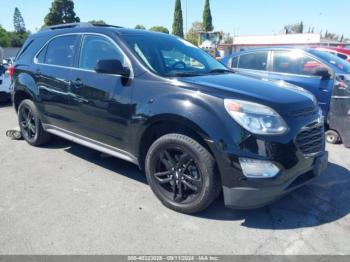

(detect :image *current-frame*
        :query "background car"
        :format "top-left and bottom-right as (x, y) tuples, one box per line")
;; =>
(221, 47), (350, 147)
(2, 57), (15, 66)
(313, 47), (350, 62)
(0, 61), (12, 102)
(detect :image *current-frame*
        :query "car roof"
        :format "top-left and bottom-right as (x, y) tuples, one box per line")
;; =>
(313, 46), (350, 54)
(221, 46), (347, 73)
(31, 23), (171, 39)
(229, 46), (315, 56)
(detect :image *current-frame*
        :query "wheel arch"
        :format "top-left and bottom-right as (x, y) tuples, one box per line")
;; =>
(13, 72), (40, 112)
(137, 114), (216, 170)
(14, 89), (34, 112)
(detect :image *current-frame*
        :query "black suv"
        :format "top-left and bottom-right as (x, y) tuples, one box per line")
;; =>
(12, 23), (328, 213)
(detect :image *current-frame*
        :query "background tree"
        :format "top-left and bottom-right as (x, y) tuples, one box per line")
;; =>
(222, 32), (233, 44)
(0, 30), (29, 48)
(44, 0), (80, 26)
(299, 21), (304, 33)
(172, 0), (184, 38)
(0, 26), (11, 47)
(322, 30), (339, 41)
(13, 7), (26, 33)
(203, 0), (213, 32)
(185, 21), (203, 45)
(149, 26), (169, 34)
(88, 20), (107, 25)
(135, 24), (146, 30)
(284, 22), (304, 34)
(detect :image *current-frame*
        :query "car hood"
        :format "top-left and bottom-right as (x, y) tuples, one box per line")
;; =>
(180, 73), (317, 117)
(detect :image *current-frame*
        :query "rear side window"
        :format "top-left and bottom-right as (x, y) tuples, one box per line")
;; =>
(272, 51), (324, 76)
(231, 57), (238, 68)
(43, 35), (79, 67)
(79, 35), (125, 70)
(238, 52), (268, 71)
(36, 45), (47, 63)
(337, 53), (348, 60)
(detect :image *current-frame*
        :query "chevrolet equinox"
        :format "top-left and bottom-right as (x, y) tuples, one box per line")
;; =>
(11, 23), (328, 213)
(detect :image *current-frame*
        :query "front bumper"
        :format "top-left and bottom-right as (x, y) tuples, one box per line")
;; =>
(223, 151), (328, 209)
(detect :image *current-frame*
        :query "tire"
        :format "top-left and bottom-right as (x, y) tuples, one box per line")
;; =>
(18, 99), (52, 146)
(325, 130), (340, 144)
(145, 134), (221, 214)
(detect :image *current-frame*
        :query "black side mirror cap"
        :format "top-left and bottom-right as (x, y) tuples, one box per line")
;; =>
(314, 67), (331, 80)
(95, 59), (130, 76)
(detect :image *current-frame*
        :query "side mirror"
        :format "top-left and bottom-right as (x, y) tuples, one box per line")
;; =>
(314, 67), (331, 80)
(95, 59), (130, 76)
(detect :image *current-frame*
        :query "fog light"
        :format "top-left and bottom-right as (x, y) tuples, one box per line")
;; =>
(239, 158), (280, 178)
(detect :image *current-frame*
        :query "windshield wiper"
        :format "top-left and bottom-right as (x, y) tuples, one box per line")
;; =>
(207, 68), (234, 74)
(168, 72), (205, 77)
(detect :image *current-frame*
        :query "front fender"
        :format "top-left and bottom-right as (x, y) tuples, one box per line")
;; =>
(133, 86), (240, 161)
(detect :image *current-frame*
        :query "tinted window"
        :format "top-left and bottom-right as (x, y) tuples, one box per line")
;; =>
(231, 57), (238, 68)
(238, 52), (268, 71)
(337, 53), (348, 60)
(273, 50), (324, 76)
(37, 45), (47, 63)
(79, 35), (124, 70)
(44, 35), (79, 67)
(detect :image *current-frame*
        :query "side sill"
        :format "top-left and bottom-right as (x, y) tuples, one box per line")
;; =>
(43, 124), (139, 166)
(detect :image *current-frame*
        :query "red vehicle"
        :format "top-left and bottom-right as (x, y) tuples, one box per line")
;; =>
(313, 47), (350, 62)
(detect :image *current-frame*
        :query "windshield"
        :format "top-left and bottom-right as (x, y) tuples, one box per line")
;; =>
(311, 50), (350, 73)
(121, 33), (228, 77)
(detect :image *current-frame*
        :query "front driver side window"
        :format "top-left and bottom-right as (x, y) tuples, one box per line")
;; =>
(273, 51), (324, 76)
(79, 35), (125, 71)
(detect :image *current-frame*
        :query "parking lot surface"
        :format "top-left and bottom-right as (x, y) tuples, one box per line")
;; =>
(0, 103), (350, 255)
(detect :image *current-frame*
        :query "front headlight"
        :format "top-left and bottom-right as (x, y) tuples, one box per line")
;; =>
(224, 99), (288, 135)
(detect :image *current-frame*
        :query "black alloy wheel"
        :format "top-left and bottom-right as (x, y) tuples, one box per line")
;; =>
(19, 104), (37, 140)
(18, 99), (52, 146)
(145, 134), (221, 213)
(154, 147), (203, 204)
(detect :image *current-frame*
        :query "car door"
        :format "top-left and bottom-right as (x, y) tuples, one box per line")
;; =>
(34, 34), (81, 131)
(269, 50), (333, 115)
(69, 34), (134, 151)
(231, 51), (270, 80)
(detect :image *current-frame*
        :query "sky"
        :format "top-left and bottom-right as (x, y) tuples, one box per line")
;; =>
(0, 0), (349, 37)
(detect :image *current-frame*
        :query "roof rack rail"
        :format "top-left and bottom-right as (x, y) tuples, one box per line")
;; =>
(40, 23), (92, 31)
(91, 23), (123, 29)
(40, 22), (123, 32)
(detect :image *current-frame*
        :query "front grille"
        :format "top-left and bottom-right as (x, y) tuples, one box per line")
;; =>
(296, 122), (324, 155)
(291, 106), (317, 117)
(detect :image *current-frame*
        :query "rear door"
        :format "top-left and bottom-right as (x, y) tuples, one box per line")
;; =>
(269, 50), (333, 115)
(231, 51), (270, 80)
(34, 34), (81, 131)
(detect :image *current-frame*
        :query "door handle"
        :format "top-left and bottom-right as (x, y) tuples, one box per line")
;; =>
(72, 78), (83, 88)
